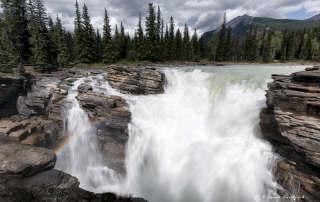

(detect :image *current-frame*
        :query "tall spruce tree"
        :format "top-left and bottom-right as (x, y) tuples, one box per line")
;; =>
(74, 0), (83, 61)
(145, 3), (157, 62)
(263, 31), (273, 63)
(0, 19), (19, 73)
(55, 15), (70, 68)
(168, 16), (175, 60)
(28, 0), (50, 72)
(102, 8), (114, 63)
(136, 13), (145, 61)
(183, 23), (191, 61)
(280, 30), (287, 62)
(80, 3), (95, 63)
(225, 26), (232, 61)
(191, 29), (199, 61)
(175, 28), (183, 60)
(217, 12), (227, 61)
(1, 0), (30, 63)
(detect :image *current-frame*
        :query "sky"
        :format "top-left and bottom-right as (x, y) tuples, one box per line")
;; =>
(45, 0), (320, 36)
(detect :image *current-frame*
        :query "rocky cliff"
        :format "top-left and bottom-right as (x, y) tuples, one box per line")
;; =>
(0, 65), (164, 201)
(260, 67), (320, 201)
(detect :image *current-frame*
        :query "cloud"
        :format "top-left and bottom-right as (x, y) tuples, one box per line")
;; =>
(44, 0), (320, 36)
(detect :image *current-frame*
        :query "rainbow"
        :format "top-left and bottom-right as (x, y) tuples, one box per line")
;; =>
(53, 116), (106, 155)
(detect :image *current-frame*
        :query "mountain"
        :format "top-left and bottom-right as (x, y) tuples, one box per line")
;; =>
(306, 13), (320, 21)
(203, 14), (320, 43)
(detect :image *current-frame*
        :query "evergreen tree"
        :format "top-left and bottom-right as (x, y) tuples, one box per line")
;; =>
(102, 8), (114, 63)
(80, 3), (96, 63)
(208, 33), (218, 61)
(28, 0), (50, 72)
(164, 23), (170, 60)
(280, 30), (287, 62)
(306, 29), (313, 60)
(156, 6), (162, 61)
(94, 28), (102, 62)
(0, 20), (19, 73)
(191, 29), (199, 61)
(1, 0), (30, 63)
(145, 3), (157, 62)
(136, 13), (145, 61)
(286, 31), (296, 61)
(263, 31), (273, 63)
(175, 28), (183, 60)
(199, 34), (206, 59)
(182, 23), (191, 61)
(168, 16), (175, 60)
(113, 24), (121, 60)
(226, 26), (232, 61)
(55, 15), (69, 68)
(217, 12), (227, 61)
(74, 0), (83, 61)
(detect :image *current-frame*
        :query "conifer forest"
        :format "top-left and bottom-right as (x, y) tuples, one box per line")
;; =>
(1, 0), (320, 73)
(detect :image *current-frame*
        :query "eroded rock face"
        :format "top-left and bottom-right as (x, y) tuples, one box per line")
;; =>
(0, 141), (147, 202)
(260, 67), (320, 201)
(0, 76), (25, 119)
(106, 66), (165, 95)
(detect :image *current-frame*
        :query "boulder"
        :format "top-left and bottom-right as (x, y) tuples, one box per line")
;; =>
(106, 66), (165, 95)
(260, 67), (320, 201)
(0, 140), (56, 178)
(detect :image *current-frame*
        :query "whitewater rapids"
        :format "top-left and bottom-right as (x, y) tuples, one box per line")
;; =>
(56, 65), (307, 202)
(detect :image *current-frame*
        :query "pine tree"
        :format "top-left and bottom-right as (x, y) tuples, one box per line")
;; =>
(191, 29), (199, 61)
(168, 16), (175, 60)
(226, 26), (232, 61)
(306, 29), (313, 60)
(286, 31), (296, 61)
(74, 0), (83, 61)
(102, 8), (114, 63)
(175, 28), (183, 60)
(199, 34), (206, 59)
(1, 0), (30, 63)
(217, 12), (227, 61)
(280, 30), (287, 62)
(145, 3), (157, 62)
(55, 15), (70, 68)
(28, 0), (50, 72)
(0, 20), (19, 73)
(263, 31), (273, 63)
(164, 24), (170, 60)
(136, 13), (145, 61)
(94, 28), (102, 62)
(208, 34), (218, 61)
(156, 6), (162, 61)
(113, 24), (120, 60)
(80, 3), (96, 64)
(183, 23), (191, 61)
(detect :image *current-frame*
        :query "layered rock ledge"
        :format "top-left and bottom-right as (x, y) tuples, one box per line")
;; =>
(260, 66), (320, 201)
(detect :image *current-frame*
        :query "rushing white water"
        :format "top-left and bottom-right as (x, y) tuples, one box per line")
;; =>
(56, 65), (308, 202)
(55, 77), (120, 191)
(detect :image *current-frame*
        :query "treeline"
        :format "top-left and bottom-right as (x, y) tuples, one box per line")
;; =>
(1, 1), (320, 74)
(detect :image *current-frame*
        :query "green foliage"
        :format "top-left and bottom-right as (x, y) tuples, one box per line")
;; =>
(136, 13), (145, 61)
(145, 3), (157, 62)
(55, 15), (70, 68)
(80, 3), (96, 63)
(102, 8), (114, 64)
(28, 0), (50, 72)
(217, 12), (227, 61)
(168, 16), (175, 60)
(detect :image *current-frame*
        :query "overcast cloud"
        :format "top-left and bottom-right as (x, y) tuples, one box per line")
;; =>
(45, 0), (320, 36)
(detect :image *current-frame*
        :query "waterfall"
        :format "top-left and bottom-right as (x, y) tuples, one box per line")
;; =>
(56, 65), (307, 202)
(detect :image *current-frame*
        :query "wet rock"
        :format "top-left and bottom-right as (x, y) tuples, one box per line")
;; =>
(0, 140), (56, 178)
(106, 66), (165, 95)
(77, 83), (93, 93)
(260, 66), (320, 201)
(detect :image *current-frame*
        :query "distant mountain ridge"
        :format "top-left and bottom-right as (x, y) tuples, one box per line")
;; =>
(203, 13), (320, 42)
